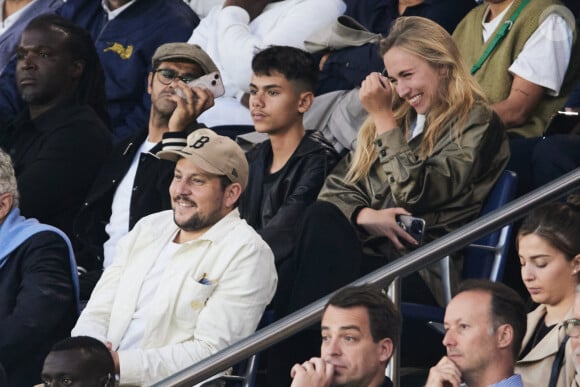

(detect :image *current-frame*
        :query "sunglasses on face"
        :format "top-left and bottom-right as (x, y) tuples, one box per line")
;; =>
(154, 68), (197, 85)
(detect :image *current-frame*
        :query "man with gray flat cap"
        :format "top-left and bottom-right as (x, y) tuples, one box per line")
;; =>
(72, 42), (221, 299)
(72, 128), (277, 386)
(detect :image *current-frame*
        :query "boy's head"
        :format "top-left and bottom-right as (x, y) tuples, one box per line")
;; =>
(251, 45), (318, 93)
(249, 46), (317, 135)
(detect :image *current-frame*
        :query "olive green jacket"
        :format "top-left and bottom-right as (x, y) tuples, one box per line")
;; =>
(318, 103), (510, 304)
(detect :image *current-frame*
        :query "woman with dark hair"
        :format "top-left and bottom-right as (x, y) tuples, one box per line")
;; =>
(515, 196), (580, 387)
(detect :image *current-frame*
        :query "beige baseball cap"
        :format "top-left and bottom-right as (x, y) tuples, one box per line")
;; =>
(152, 43), (218, 74)
(157, 129), (249, 190)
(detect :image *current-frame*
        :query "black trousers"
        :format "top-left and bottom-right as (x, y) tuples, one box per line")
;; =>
(272, 200), (436, 315)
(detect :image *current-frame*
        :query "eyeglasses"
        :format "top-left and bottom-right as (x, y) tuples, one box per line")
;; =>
(563, 318), (580, 338)
(154, 68), (197, 85)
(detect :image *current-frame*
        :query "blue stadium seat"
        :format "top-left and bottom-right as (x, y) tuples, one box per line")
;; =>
(401, 169), (518, 321)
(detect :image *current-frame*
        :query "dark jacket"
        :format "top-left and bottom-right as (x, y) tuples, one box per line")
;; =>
(0, 231), (76, 387)
(72, 129), (177, 297)
(380, 377), (394, 387)
(239, 131), (340, 264)
(0, 104), (112, 239)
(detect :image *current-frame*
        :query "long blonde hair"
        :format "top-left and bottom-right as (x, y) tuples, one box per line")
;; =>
(346, 17), (487, 184)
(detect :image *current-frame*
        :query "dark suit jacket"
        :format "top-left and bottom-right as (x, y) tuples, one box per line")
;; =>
(0, 231), (76, 387)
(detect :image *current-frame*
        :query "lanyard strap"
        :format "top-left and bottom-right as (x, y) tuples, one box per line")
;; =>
(470, 0), (531, 75)
(548, 334), (569, 387)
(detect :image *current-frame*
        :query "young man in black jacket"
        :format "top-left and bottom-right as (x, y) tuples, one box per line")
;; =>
(239, 45), (339, 270)
(238, 46), (340, 386)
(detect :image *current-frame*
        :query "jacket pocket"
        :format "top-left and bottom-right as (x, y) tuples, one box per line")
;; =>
(174, 279), (217, 325)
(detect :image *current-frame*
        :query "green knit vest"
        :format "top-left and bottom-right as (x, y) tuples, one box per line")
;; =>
(453, 0), (580, 138)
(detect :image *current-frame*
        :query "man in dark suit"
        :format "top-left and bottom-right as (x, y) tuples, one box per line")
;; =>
(290, 285), (400, 387)
(0, 148), (77, 387)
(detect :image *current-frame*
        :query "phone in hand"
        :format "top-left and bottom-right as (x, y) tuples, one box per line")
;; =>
(396, 214), (426, 246)
(544, 110), (579, 136)
(175, 71), (225, 99)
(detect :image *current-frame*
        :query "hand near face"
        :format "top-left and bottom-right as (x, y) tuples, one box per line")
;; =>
(425, 356), (462, 387)
(359, 72), (397, 135)
(223, 0), (271, 21)
(319, 52), (331, 71)
(168, 82), (215, 132)
(356, 207), (418, 250)
(290, 358), (334, 387)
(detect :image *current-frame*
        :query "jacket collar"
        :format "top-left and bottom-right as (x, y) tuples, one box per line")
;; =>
(520, 304), (573, 362)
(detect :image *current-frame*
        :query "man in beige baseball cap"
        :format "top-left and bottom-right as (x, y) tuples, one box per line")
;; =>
(157, 128), (248, 190)
(71, 127), (276, 385)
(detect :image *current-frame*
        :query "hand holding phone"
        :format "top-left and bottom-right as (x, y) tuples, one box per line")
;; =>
(175, 71), (225, 99)
(396, 214), (426, 246)
(544, 110), (580, 136)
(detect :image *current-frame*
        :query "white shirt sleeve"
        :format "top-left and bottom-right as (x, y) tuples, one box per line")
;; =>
(185, 0), (224, 18)
(509, 12), (573, 96)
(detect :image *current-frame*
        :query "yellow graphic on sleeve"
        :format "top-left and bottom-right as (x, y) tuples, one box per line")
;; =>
(103, 42), (134, 60)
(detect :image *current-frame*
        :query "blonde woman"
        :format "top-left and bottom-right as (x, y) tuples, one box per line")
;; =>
(315, 16), (509, 304)
(515, 197), (580, 387)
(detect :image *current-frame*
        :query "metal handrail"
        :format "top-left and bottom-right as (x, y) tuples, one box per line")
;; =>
(153, 167), (580, 387)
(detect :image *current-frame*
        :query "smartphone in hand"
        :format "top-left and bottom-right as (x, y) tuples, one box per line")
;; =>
(175, 71), (225, 99)
(396, 214), (426, 246)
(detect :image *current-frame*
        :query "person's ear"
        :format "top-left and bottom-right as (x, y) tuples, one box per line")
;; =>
(377, 337), (394, 363)
(0, 192), (14, 223)
(224, 183), (242, 208)
(71, 59), (85, 80)
(297, 91), (314, 114)
(572, 254), (580, 277)
(438, 64), (449, 78)
(495, 323), (514, 350)
(147, 72), (154, 95)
